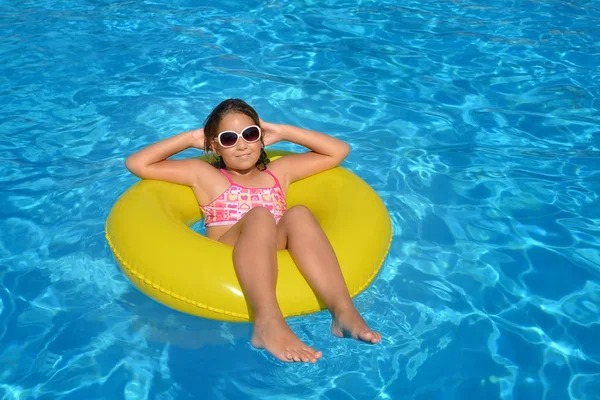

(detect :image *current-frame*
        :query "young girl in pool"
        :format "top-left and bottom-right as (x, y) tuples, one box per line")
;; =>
(125, 98), (381, 363)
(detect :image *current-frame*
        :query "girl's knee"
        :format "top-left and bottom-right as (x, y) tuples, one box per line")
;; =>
(285, 205), (313, 218)
(281, 205), (318, 228)
(244, 207), (277, 225)
(283, 204), (316, 223)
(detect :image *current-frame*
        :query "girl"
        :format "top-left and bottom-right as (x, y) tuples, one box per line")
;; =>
(125, 99), (381, 364)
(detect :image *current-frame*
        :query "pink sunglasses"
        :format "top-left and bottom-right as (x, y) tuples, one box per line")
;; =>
(216, 125), (262, 148)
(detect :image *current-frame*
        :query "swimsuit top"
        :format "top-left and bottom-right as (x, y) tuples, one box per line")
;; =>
(199, 169), (287, 228)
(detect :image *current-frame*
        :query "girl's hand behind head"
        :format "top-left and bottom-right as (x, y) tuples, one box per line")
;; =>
(190, 128), (206, 150)
(260, 120), (284, 146)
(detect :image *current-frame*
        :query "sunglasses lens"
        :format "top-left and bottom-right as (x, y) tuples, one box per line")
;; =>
(242, 126), (260, 142)
(219, 132), (238, 147)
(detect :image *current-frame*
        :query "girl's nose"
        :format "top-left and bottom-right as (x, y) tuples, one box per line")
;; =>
(236, 138), (248, 150)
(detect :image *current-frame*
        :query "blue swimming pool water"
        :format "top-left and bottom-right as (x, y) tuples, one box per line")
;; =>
(2, 0), (600, 398)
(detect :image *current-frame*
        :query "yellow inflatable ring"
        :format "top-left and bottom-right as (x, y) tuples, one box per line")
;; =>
(106, 151), (392, 322)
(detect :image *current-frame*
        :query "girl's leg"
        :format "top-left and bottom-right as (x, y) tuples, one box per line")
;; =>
(275, 205), (381, 344)
(218, 207), (322, 363)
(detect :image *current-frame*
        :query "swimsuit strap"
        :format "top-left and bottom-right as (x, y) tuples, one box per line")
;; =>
(264, 169), (283, 189)
(219, 169), (235, 184)
(220, 168), (282, 189)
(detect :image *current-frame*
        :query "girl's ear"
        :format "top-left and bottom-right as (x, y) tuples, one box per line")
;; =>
(210, 141), (219, 155)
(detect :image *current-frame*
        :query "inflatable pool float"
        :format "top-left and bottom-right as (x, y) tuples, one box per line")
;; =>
(105, 151), (392, 322)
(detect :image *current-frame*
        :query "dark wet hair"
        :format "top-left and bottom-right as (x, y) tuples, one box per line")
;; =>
(203, 98), (269, 171)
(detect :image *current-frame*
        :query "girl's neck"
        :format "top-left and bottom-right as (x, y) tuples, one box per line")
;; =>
(223, 166), (260, 177)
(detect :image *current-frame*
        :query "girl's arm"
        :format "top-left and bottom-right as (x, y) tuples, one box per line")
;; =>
(125, 128), (216, 187)
(265, 122), (350, 185)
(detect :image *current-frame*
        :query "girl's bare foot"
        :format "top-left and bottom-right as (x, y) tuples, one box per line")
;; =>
(251, 316), (323, 363)
(331, 306), (381, 344)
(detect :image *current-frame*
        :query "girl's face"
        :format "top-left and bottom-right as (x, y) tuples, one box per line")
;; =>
(212, 112), (262, 170)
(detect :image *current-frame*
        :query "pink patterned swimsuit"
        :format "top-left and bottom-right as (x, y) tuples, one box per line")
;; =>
(199, 169), (287, 227)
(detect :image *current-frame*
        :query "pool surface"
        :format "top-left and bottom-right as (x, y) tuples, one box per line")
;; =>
(1, 0), (600, 398)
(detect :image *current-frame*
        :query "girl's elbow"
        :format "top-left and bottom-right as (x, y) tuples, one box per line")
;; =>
(337, 142), (350, 161)
(125, 156), (146, 176)
(329, 145), (349, 167)
(125, 156), (137, 173)
(342, 142), (351, 157)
